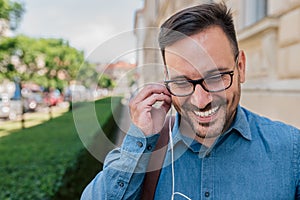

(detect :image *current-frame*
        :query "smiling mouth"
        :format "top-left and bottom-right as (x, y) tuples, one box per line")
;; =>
(194, 106), (219, 118)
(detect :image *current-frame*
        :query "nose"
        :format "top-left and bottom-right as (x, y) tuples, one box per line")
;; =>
(190, 84), (213, 109)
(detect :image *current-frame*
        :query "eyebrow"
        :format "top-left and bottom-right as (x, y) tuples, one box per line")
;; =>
(169, 66), (232, 80)
(205, 67), (232, 75)
(170, 75), (189, 80)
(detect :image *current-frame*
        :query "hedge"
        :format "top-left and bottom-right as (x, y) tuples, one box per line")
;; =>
(0, 96), (122, 200)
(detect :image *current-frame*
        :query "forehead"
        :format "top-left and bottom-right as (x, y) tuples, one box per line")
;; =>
(164, 26), (234, 77)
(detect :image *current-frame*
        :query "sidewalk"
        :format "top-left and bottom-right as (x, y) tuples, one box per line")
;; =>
(114, 103), (131, 146)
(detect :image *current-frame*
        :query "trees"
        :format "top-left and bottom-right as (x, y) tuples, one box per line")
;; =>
(0, 35), (86, 90)
(98, 74), (116, 89)
(0, 0), (24, 32)
(0, 1), (115, 93)
(0, 1), (88, 91)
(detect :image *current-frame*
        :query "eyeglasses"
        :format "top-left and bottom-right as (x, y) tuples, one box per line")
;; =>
(164, 56), (239, 97)
(164, 70), (234, 97)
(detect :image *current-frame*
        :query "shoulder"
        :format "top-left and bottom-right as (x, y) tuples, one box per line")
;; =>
(240, 107), (300, 186)
(241, 106), (299, 131)
(241, 107), (300, 143)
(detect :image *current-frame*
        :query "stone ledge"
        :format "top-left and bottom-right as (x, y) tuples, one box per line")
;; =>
(242, 79), (300, 93)
(238, 17), (278, 42)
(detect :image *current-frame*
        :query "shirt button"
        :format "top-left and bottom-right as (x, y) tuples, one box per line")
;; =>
(147, 145), (152, 151)
(136, 141), (143, 148)
(205, 191), (210, 197)
(118, 181), (124, 187)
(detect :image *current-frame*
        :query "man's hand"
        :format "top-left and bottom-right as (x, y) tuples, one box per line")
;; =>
(129, 84), (172, 136)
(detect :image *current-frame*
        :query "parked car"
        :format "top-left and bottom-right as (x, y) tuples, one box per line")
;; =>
(0, 93), (22, 120)
(64, 84), (88, 102)
(0, 94), (11, 119)
(21, 88), (44, 112)
(43, 89), (63, 106)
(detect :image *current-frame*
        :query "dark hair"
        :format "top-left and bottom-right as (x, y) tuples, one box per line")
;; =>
(158, 2), (239, 63)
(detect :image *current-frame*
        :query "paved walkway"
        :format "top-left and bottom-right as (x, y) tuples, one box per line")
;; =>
(114, 103), (131, 146)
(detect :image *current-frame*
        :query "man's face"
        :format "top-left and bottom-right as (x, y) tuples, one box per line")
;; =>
(164, 26), (246, 142)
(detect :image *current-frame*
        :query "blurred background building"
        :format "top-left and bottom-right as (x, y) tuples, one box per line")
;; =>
(134, 0), (300, 128)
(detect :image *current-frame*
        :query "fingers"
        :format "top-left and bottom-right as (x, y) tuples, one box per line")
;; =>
(161, 96), (172, 113)
(129, 83), (172, 135)
(132, 83), (171, 104)
(130, 84), (171, 114)
(143, 93), (171, 107)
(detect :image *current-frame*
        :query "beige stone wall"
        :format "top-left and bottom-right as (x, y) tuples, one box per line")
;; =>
(238, 18), (278, 79)
(268, 0), (300, 16)
(230, 0), (300, 128)
(241, 90), (300, 128)
(278, 7), (300, 78)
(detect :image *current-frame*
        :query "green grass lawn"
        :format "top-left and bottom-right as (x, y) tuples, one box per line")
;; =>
(0, 96), (122, 200)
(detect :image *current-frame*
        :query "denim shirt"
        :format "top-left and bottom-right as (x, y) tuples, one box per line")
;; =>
(81, 106), (300, 200)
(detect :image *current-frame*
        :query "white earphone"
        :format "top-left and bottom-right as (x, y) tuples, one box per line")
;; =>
(168, 107), (192, 200)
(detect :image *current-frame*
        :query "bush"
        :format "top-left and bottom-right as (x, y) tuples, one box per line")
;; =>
(0, 96), (122, 200)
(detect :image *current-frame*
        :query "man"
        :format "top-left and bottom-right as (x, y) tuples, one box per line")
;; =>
(82, 2), (300, 199)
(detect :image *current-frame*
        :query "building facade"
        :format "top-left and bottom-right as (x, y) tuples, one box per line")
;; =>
(229, 0), (300, 128)
(134, 0), (300, 128)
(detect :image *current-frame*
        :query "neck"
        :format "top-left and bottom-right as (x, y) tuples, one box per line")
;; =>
(195, 135), (218, 148)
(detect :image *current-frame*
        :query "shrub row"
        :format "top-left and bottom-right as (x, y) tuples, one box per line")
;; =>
(0, 96), (122, 200)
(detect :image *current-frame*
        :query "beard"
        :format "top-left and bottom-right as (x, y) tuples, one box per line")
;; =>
(176, 97), (228, 141)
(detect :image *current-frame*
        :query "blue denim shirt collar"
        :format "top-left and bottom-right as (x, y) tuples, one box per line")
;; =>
(169, 105), (252, 152)
(224, 105), (252, 141)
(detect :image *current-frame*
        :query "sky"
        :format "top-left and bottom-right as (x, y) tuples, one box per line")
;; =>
(16, 0), (144, 63)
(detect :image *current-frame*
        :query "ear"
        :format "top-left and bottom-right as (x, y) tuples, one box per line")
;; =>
(237, 50), (246, 83)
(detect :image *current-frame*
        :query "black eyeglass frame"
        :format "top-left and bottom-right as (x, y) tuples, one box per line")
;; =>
(164, 71), (234, 97)
(164, 56), (239, 97)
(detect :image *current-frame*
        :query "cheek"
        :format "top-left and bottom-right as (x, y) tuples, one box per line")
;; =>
(171, 96), (186, 113)
(225, 84), (241, 109)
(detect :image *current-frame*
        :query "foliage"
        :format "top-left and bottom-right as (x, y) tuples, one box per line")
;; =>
(76, 62), (99, 88)
(98, 73), (116, 89)
(0, 0), (24, 30)
(0, 96), (122, 199)
(0, 35), (86, 90)
(75, 63), (116, 89)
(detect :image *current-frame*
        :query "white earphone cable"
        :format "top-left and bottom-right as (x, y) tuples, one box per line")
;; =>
(168, 108), (192, 200)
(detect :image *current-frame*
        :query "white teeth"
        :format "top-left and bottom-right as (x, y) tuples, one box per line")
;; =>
(194, 107), (219, 117)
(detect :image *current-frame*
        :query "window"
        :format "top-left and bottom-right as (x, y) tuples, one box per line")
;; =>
(243, 0), (267, 28)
